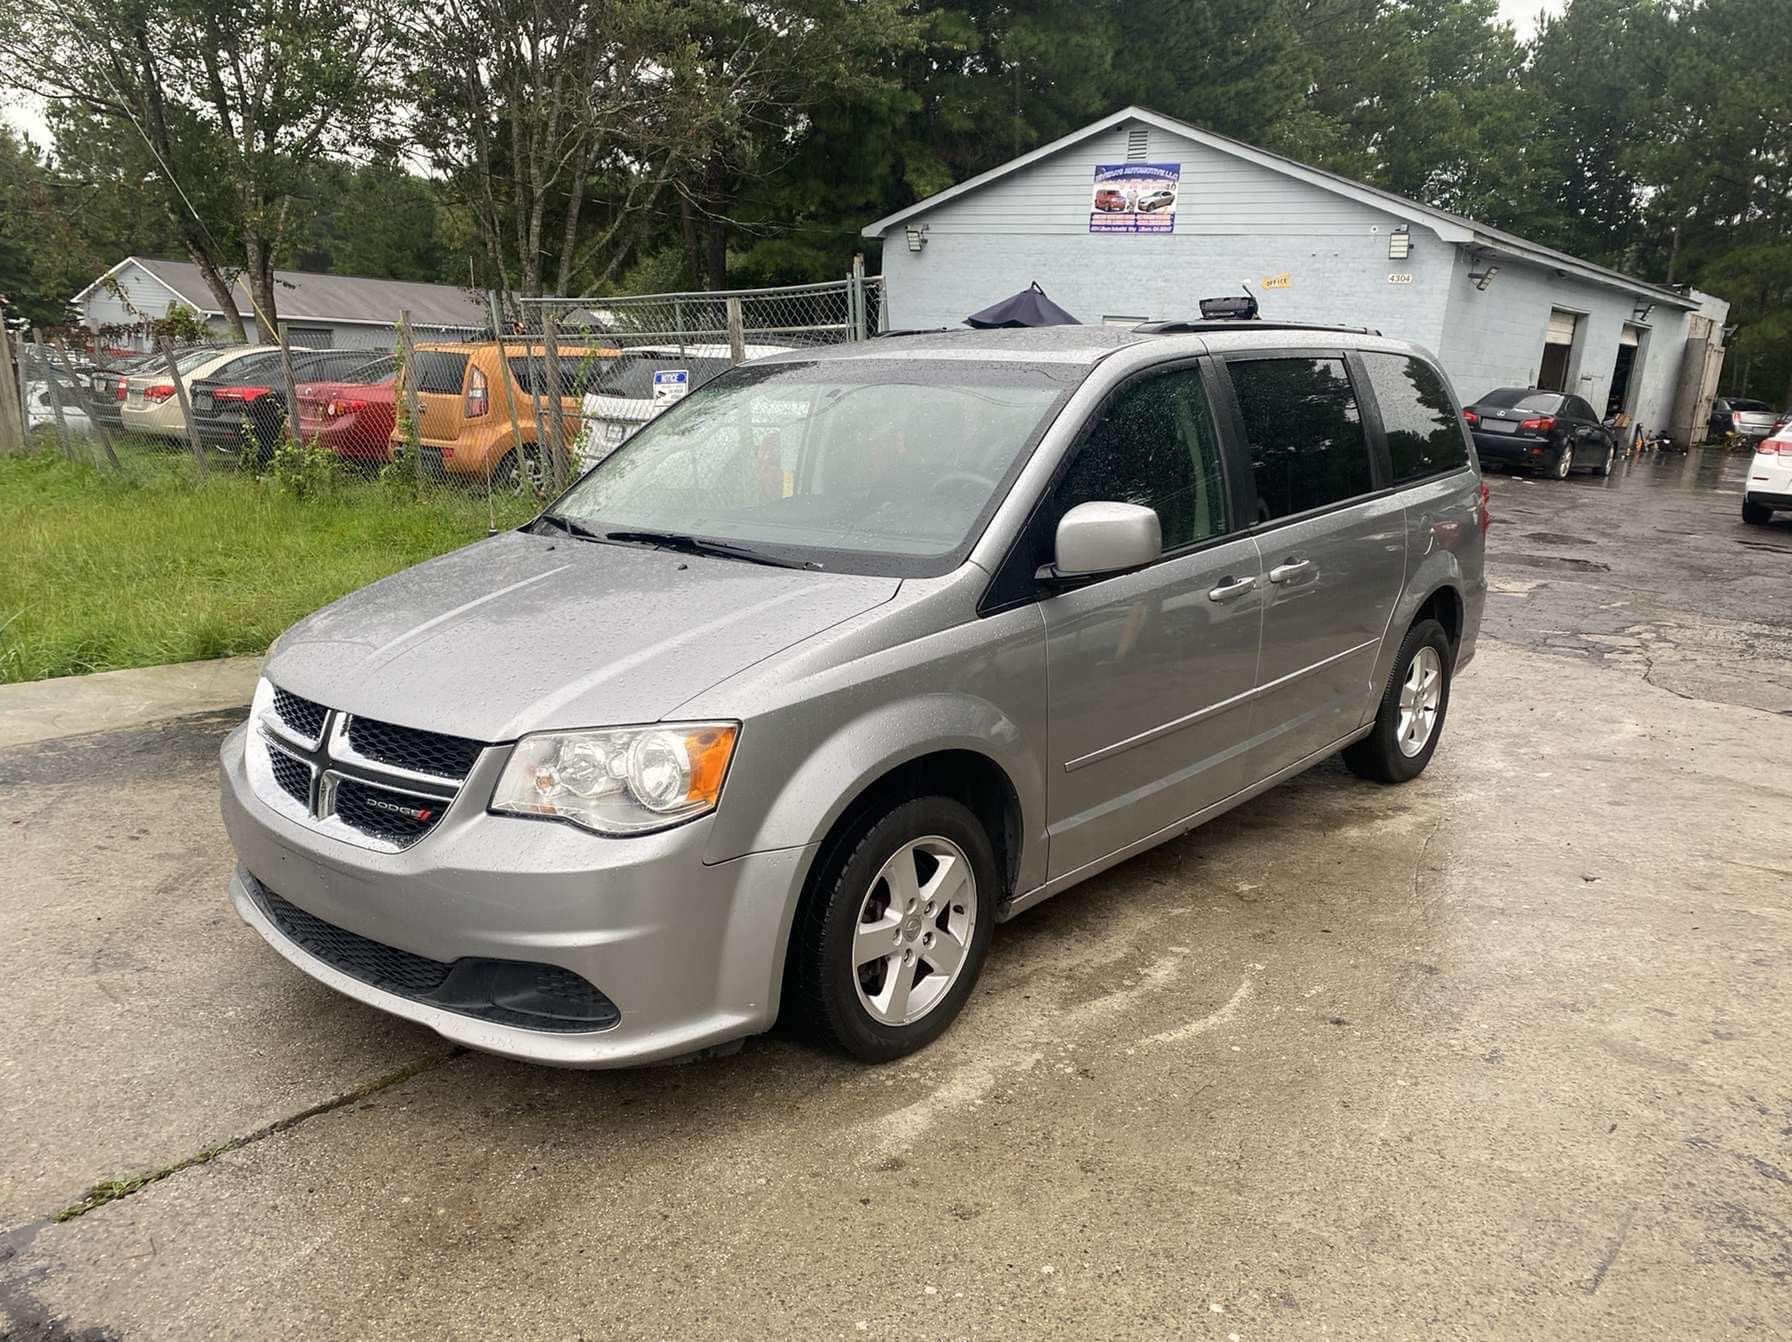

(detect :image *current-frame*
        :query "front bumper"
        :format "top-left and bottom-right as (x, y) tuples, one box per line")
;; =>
(220, 722), (812, 1067)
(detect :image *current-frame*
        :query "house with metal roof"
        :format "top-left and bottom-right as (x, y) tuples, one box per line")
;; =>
(864, 107), (1730, 444)
(72, 257), (487, 352)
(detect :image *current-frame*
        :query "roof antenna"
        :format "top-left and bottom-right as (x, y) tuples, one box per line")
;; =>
(1241, 280), (1259, 314)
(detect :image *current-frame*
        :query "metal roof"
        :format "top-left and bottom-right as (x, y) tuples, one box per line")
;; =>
(73, 257), (489, 329)
(863, 106), (1697, 309)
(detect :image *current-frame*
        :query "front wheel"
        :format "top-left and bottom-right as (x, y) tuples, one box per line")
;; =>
(1743, 497), (1774, 525)
(1599, 443), (1615, 476)
(789, 796), (997, 1062)
(1343, 618), (1453, 784)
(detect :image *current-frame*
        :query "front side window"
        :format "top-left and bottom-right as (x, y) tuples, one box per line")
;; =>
(551, 359), (1080, 575)
(1052, 365), (1228, 549)
(1228, 357), (1371, 521)
(1360, 353), (1469, 483)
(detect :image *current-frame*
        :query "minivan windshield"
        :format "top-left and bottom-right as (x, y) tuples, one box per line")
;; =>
(548, 358), (1080, 576)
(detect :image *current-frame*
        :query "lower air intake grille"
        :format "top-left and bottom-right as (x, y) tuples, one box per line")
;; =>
(252, 880), (620, 1032)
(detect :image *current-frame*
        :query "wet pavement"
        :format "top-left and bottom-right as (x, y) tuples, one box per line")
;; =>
(3, 448), (1790, 1340)
(1481, 444), (1792, 715)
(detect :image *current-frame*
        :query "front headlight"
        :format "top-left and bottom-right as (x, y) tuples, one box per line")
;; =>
(490, 722), (739, 835)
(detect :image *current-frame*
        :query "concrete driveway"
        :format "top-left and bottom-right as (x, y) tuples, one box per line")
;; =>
(3, 448), (1789, 1339)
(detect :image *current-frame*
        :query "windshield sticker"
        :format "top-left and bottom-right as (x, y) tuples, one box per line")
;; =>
(652, 369), (690, 405)
(1090, 163), (1181, 234)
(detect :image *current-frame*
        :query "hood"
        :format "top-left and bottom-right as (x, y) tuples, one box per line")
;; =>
(267, 531), (900, 741)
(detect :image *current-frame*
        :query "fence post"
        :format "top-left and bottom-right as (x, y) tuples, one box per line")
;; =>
(0, 307), (25, 453)
(38, 336), (74, 462)
(52, 343), (120, 469)
(487, 292), (527, 493)
(276, 321), (302, 453)
(396, 309), (425, 481)
(849, 255), (868, 342)
(540, 308), (568, 494)
(725, 297), (746, 365)
(674, 297), (686, 357)
(158, 333), (207, 480)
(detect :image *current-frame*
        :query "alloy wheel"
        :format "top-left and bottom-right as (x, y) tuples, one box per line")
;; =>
(852, 836), (977, 1027)
(1555, 446), (1573, 479)
(1396, 646), (1444, 758)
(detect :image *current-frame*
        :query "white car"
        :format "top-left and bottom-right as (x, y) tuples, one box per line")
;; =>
(1743, 425), (1792, 525)
(25, 378), (94, 434)
(573, 343), (791, 468)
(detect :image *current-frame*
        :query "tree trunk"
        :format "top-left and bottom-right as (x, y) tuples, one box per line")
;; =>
(242, 235), (279, 337)
(185, 242), (247, 342)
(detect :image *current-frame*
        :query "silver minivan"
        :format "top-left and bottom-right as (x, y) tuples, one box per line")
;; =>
(221, 322), (1487, 1066)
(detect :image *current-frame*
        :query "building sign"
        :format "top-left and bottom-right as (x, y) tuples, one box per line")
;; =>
(1387, 273), (1414, 285)
(1262, 273), (1292, 289)
(1090, 163), (1181, 234)
(651, 369), (689, 405)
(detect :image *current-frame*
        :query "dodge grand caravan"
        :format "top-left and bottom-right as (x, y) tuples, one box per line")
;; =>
(222, 321), (1487, 1067)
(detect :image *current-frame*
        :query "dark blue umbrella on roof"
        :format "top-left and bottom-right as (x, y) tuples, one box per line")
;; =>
(964, 281), (1080, 329)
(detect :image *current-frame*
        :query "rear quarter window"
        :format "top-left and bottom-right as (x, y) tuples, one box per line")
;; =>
(1361, 354), (1471, 483)
(411, 352), (469, 395)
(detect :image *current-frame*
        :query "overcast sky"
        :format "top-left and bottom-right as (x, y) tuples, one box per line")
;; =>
(3, 0), (1567, 150)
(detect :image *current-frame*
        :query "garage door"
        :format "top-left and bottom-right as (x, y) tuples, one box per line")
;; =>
(1539, 308), (1581, 391)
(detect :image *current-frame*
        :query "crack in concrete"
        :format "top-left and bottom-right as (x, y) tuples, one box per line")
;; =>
(16, 1047), (462, 1235)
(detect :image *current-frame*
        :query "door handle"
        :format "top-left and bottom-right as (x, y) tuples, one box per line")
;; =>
(1207, 575), (1256, 602)
(1268, 558), (1312, 584)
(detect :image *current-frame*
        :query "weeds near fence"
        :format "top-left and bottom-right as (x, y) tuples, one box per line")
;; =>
(0, 446), (538, 683)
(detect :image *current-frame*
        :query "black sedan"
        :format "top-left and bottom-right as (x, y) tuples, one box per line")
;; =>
(1463, 388), (1616, 479)
(191, 348), (393, 460)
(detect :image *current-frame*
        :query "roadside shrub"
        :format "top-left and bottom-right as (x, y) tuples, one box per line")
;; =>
(269, 435), (340, 499)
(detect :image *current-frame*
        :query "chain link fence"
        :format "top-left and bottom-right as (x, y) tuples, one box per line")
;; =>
(4, 272), (885, 509)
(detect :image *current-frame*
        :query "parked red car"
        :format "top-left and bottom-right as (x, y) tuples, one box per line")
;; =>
(292, 355), (399, 463)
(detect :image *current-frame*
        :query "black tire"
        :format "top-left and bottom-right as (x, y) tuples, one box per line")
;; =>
(789, 795), (997, 1063)
(1551, 442), (1574, 479)
(1742, 497), (1774, 525)
(491, 444), (547, 497)
(1343, 618), (1454, 784)
(1598, 442), (1615, 476)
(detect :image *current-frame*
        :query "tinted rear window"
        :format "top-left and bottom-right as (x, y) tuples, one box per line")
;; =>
(1477, 388), (1563, 413)
(508, 353), (626, 396)
(1361, 354), (1470, 483)
(1228, 357), (1373, 521)
(1729, 398), (1771, 412)
(411, 352), (469, 394)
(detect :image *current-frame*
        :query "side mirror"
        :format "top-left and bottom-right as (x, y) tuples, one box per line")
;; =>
(1050, 501), (1162, 580)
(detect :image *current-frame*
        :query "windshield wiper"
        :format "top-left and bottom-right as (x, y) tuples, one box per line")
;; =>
(532, 513), (602, 542)
(602, 529), (813, 570)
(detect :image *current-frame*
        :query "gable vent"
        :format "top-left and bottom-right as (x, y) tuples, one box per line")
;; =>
(1126, 127), (1149, 162)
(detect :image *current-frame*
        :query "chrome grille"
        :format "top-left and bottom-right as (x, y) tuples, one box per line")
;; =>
(267, 744), (313, 807)
(345, 716), (482, 779)
(251, 684), (488, 852)
(272, 688), (328, 743)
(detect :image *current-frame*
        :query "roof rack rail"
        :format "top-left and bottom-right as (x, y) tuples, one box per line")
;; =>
(1133, 319), (1381, 337)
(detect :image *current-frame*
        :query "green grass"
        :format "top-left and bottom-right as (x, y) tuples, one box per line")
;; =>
(0, 443), (538, 684)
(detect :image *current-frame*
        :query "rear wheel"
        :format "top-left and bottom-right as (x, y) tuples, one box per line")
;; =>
(1742, 497), (1774, 525)
(789, 796), (997, 1063)
(1552, 443), (1574, 479)
(491, 444), (548, 498)
(1343, 618), (1453, 784)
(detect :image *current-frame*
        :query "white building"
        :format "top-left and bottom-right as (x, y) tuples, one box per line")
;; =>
(864, 107), (1728, 444)
(72, 257), (487, 352)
